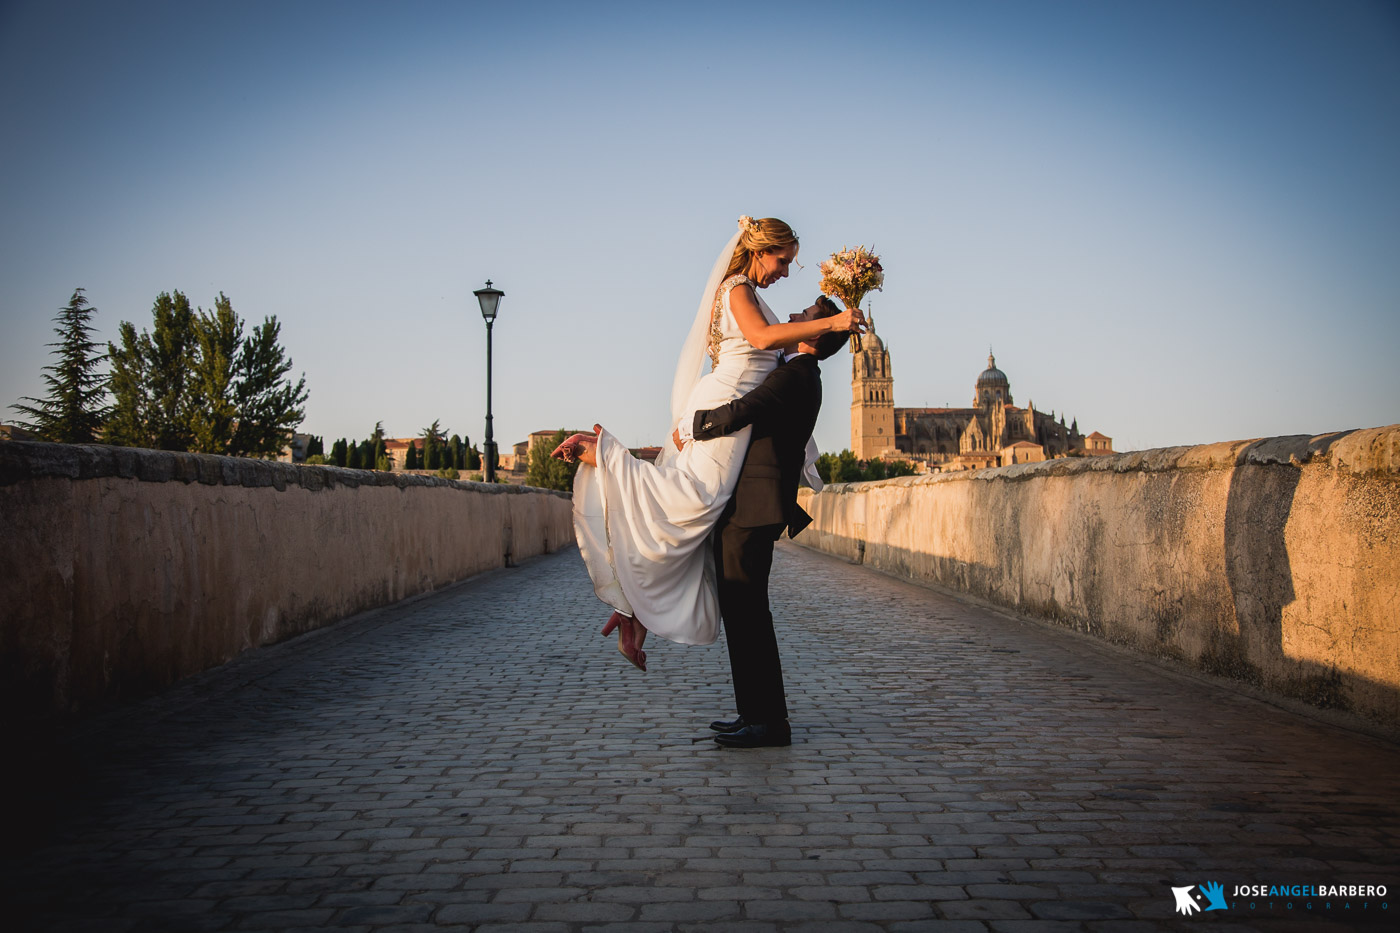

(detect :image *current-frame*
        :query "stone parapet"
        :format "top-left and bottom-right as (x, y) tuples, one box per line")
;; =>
(795, 425), (1400, 731)
(0, 440), (575, 719)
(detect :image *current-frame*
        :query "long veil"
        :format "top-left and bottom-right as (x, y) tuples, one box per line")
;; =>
(660, 220), (825, 492)
(669, 227), (743, 432)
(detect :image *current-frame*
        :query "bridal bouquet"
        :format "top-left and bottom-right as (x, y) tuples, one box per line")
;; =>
(818, 246), (884, 351)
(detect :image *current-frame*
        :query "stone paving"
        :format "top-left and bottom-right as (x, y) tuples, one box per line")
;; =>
(7, 543), (1398, 932)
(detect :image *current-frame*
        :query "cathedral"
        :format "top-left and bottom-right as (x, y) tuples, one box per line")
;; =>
(850, 316), (1113, 471)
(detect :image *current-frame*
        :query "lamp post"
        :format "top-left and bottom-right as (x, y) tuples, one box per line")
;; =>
(473, 279), (504, 483)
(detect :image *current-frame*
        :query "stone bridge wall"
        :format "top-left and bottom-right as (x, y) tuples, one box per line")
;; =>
(1, 441), (575, 719)
(796, 426), (1400, 732)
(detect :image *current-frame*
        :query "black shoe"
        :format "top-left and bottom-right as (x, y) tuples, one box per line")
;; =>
(714, 722), (791, 748)
(709, 715), (747, 733)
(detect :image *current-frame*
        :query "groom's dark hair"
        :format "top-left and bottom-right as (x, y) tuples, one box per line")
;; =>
(804, 297), (850, 361)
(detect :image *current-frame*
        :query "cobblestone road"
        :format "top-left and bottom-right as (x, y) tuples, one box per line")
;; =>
(8, 544), (1398, 932)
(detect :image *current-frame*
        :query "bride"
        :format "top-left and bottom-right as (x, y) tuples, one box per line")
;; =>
(556, 216), (864, 669)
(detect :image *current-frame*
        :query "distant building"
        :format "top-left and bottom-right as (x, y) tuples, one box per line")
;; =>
(277, 433), (314, 463)
(851, 317), (1113, 471)
(0, 424), (37, 442)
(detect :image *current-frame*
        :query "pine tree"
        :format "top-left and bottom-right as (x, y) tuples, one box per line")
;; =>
(404, 440), (419, 470)
(449, 434), (464, 470)
(331, 438), (348, 467)
(373, 435), (388, 472)
(228, 315), (308, 458)
(11, 289), (110, 443)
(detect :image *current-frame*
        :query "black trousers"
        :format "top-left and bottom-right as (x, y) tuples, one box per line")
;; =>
(714, 513), (789, 725)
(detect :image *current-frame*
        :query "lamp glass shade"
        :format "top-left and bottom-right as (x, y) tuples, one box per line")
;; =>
(474, 281), (503, 323)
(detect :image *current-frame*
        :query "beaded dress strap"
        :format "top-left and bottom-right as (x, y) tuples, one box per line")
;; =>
(708, 275), (752, 366)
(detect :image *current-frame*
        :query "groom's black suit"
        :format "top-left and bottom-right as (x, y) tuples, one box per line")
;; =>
(692, 352), (823, 728)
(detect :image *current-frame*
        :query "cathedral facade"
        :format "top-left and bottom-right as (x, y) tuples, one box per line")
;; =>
(851, 318), (1113, 471)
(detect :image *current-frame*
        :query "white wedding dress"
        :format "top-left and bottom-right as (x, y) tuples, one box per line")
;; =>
(572, 273), (782, 646)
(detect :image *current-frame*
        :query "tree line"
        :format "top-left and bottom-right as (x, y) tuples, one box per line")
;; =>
(816, 449), (918, 484)
(311, 419), (483, 476)
(11, 288), (306, 459)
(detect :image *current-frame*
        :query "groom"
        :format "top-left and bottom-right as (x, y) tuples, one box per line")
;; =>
(680, 296), (853, 748)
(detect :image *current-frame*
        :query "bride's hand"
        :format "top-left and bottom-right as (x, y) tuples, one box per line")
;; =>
(829, 307), (868, 335)
(552, 430), (599, 467)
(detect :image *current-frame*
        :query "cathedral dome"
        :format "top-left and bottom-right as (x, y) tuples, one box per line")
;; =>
(861, 328), (886, 353)
(976, 352), (1008, 388)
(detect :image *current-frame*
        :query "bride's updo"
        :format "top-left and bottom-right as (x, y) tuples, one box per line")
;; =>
(726, 216), (798, 280)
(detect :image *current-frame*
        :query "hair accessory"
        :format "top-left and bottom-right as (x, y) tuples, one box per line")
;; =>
(737, 215), (761, 235)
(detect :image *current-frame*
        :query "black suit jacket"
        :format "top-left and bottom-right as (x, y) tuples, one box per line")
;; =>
(692, 353), (821, 537)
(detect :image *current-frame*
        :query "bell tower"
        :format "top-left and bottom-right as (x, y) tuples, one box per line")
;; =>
(850, 312), (895, 459)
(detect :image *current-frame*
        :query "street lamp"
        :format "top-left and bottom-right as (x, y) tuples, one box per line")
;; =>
(473, 279), (504, 483)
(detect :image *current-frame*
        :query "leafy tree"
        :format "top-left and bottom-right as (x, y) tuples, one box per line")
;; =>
(187, 294), (241, 454)
(817, 450), (918, 483)
(11, 289), (110, 443)
(107, 291), (197, 450)
(106, 291), (306, 457)
(373, 435), (388, 472)
(436, 465), (459, 480)
(227, 315), (308, 458)
(305, 454), (327, 465)
(884, 459), (917, 478)
(526, 428), (579, 492)
(836, 449), (863, 483)
(104, 320), (150, 448)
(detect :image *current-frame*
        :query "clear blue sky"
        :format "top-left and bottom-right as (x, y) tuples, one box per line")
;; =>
(3, 0), (1397, 455)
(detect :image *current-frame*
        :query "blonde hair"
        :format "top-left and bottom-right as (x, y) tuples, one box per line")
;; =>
(725, 217), (798, 280)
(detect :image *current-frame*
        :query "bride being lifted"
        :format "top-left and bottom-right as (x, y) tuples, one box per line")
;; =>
(555, 216), (865, 669)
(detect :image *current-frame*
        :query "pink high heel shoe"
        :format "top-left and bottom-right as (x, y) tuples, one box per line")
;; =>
(602, 611), (647, 672)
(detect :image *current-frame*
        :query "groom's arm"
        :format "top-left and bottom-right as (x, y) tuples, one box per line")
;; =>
(692, 364), (797, 441)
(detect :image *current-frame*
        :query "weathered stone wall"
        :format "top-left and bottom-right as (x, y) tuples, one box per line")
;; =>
(0, 440), (575, 719)
(795, 426), (1400, 731)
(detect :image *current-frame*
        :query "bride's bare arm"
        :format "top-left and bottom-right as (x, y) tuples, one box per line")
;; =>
(729, 284), (864, 350)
